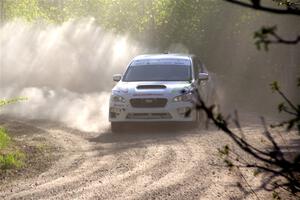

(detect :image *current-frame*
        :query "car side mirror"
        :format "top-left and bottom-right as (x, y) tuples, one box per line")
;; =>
(113, 74), (122, 82)
(198, 72), (209, 81)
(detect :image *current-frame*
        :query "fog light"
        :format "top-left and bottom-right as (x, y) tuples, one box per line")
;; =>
(110, 107), (122, 114)
(110, 112), (117, 118)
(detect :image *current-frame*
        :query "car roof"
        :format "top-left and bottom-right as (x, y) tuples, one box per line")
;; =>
(132, 54), (194, 61)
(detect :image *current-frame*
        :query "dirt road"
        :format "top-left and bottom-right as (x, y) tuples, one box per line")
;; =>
(0, 116), (282, 200)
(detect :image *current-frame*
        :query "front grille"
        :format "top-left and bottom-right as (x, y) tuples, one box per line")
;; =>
(130, 98), (167, 108)
(126, 113), (172, 119)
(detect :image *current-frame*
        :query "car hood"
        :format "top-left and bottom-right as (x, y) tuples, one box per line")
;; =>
(112, 81), (192, 98)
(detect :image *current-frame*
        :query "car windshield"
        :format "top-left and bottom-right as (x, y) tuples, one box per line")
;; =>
(123, 59), (192, 82)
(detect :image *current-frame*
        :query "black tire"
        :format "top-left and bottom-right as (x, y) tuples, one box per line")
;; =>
(111, 122), (122, 133)
(196, 109), (208, 128)
(210, 90), (220, 114)
(189, 109), (202, 128)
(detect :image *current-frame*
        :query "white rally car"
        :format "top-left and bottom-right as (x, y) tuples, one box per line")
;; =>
(109, 54), (217, 131)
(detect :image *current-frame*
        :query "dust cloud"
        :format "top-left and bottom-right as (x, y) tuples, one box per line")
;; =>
(0, 18), (146, 132)
(1, 12), (299, 132)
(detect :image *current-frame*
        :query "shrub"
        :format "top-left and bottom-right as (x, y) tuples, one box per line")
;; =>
(0, 151), (25, 170)
(0, 127), (26, 170)
(0, 127), (11, 150)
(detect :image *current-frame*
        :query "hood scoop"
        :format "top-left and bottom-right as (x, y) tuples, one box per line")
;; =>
(137, 85), (167, 90)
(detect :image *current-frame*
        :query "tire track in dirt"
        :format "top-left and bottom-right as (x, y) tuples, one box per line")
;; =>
(0, 117), (272, 200)
(0, 123), (94, 199)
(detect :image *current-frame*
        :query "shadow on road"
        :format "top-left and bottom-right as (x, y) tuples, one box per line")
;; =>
(86, 122), (218, 158)
(90, 122), (212, 143)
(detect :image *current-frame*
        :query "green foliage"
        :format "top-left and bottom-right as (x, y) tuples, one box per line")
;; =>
(270, 79), (300, 133)
(254, 26), (277, 51)
(0, 151), (25, 170)
(4, 0), (44, 22)
(273, 0), (298, 8)
(218, 145), (235, 169)
(277, 102), (286, 113)
(218, 144), (230, 157)
(0, 127), (25, 170)
(0, 127), (10, 150)
(0, 97), (28, 108)
(224, 159), (234, 168)
(1, 0), (220, 49)
(270, 81), (280, 92)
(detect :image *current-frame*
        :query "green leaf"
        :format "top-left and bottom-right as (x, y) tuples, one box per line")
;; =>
(278, 103), (286, 113)
(270, 81), (280, 92)
(218, 145), (230, 157)
(0, 97), (28, 108)
(224, 159), (234, 168)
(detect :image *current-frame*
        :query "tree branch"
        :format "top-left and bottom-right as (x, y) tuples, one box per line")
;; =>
(270, 33), (300, 45)
(224, 0), (300, 16)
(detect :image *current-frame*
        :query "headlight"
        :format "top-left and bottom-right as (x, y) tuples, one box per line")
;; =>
(173, 93), (193, 102)
(111, 95), (126, 103)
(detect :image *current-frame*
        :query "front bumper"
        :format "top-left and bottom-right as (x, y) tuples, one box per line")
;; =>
(109, 100), (197, 122)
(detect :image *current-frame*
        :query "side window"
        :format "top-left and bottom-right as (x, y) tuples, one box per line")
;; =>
(193, 58), (201, 79)
(202, 64), (208, 73)
(196, 58), (207, 73)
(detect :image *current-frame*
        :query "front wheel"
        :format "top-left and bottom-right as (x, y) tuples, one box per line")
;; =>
(193, 109), (208, 128)
(188, 109), (202, 128)
(111, 122), (122, 133)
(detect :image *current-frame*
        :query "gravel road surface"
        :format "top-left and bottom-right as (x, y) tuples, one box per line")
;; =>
(0, 115), (291, 200)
